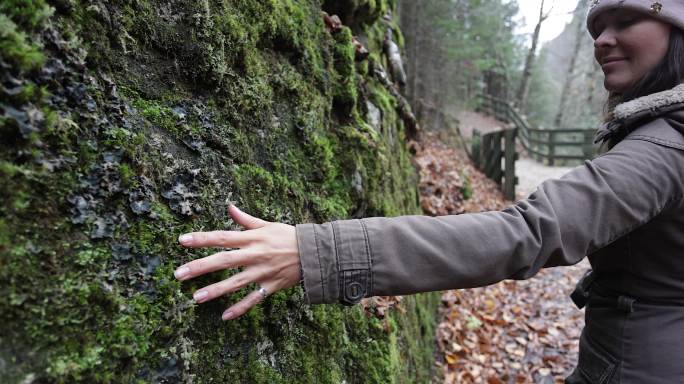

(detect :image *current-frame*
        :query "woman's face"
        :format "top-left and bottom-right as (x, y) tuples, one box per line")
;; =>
(593, 9), (671, 93)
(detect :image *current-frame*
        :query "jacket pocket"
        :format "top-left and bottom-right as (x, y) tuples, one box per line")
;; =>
(568, 333), (618, 384)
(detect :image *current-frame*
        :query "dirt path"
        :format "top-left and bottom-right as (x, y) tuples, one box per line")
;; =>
(515, 159), (575, 200)
(456, 110), (507, 140)
(411, 127), (588, 383)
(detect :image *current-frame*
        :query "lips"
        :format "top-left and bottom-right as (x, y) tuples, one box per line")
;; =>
(602, 56), (627, 65)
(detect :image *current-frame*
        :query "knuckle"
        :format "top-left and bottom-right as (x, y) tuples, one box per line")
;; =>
(233, 274), (248, 287)
(251, 251), (267, 263)
(247, 294), (261, 306)
(217, 252), (233, 268)
(189, 259), (205, 272)
(248, 297), (260, 308)
(209, 284), (226, 298)
(218, 231), (232, 244)
(233, 305), (248, 317)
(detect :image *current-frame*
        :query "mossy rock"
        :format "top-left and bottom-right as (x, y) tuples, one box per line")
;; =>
(0, 1), (438, 382)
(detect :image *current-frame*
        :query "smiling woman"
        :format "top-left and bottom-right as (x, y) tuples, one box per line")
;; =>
(592, 9), (671, 93)
(588, 1), (684, 108)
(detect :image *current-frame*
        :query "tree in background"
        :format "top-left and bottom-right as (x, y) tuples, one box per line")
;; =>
(553, 6), (586, 128)
(516, 0), (551, 111)
(399, 0), (523, 131)
(399, 0), (604, 132)
(526, 0), (606, 129)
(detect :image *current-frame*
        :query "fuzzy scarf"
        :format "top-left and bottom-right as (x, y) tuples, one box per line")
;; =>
(595, 83), (684, 144)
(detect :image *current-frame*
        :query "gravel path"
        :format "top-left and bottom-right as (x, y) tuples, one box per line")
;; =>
(456, 110), (506, 139)
(515, 159), (575, 200)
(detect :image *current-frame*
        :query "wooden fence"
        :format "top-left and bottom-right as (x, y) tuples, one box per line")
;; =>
(471, 128), (517, 200)
(477, 95), (597, 165)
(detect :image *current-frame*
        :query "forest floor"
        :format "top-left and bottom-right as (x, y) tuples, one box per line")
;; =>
(415, 112), (588, 383)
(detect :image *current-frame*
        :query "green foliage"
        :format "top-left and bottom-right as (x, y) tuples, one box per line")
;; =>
(436, 0), (522, 69)
(0, 0), (52, 71)
(523, 51), (557, 127)
(461, 170), (473, 200)
(332, 27), (359, 116)
(401, 0), (524, 122)
(0, 14), (45, 71)
(0, 0), (54, 29)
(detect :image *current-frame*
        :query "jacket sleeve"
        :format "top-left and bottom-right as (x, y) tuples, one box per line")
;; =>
(295, 137), (684, 305)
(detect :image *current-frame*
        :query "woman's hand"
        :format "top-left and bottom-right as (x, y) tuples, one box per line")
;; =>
(174, 205), (301, 320)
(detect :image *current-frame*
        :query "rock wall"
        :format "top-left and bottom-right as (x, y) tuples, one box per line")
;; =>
(0, 0), (438, 382)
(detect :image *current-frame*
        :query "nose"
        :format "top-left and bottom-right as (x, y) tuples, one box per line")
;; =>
(594, 28), (617, 49)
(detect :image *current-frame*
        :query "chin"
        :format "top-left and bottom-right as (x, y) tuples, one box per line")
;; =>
(603, 78), (630, 94)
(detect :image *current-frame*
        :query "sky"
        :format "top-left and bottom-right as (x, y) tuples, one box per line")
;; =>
(515, 0), (580, 45)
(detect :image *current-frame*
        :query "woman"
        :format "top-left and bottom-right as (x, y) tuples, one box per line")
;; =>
(173, 1), (684, 382)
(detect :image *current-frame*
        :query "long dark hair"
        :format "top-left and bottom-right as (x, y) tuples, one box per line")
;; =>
(608, 27), (684, 112)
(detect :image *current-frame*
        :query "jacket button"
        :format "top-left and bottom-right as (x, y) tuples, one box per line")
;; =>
(345, 282), (365, 303)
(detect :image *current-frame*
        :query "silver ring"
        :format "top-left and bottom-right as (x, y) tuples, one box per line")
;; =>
(257, 286), (268, 299)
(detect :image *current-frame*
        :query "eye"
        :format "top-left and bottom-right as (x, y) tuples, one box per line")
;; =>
(617, 16), (641, 28)
(594, 21), (606, 35)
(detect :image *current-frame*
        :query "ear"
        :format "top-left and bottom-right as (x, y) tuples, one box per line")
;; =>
(229, 205), (268, 229)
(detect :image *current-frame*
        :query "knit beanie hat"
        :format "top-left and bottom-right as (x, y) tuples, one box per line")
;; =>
(586, 0), (684, 39)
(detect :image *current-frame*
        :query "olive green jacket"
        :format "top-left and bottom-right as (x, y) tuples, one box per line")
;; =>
(295, 84), (684, 306)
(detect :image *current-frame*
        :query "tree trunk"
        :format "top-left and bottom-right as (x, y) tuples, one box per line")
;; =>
(516, 0), (547, 111)
(0, 2), (439, 382)
(554, 12), (585, 127)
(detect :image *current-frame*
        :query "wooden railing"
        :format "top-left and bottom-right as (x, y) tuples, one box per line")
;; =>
(471, 128), (517, 200)
(476, 95), (597, 165)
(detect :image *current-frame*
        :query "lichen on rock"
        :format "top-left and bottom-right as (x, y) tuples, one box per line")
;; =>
(0, 1), (438, 383)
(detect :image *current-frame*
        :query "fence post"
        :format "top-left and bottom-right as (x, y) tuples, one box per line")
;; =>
(496, 99), (502, 121)
(548, 131), (556, 166)
(490, 131), (503, 184)
(535, 131), (543, 163)
(482, 133), (492, 173)
(583, 130), (595, 159)
(472, 129), (481, 168)
(504, 128), (517, 200)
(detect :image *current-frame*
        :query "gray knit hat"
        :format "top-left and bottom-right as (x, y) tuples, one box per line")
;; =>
(587, 0), (684, 39)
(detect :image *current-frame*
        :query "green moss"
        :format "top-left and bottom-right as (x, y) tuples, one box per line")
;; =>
(0, 0), (53, 29)
(0, 14), (45, 72)
(0, 219), (9, 249)
(0, 1), (438, 383)
(0, 0), (53, 74)
(0, 160), (26, 177)
(332, 27), (358, 116)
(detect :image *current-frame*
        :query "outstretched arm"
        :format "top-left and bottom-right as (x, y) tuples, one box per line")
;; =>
(297, 138), (683, 304)
(174, 136), (684, 319)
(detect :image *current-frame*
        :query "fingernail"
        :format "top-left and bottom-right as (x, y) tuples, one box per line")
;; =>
(193, 290), (208, 302)
(174, 266), (190, 279)
(222, 310), (235, 321)
(178, 234), (193, 245)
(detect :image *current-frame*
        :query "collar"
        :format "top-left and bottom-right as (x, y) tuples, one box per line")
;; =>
(595, 83), (684, 144)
